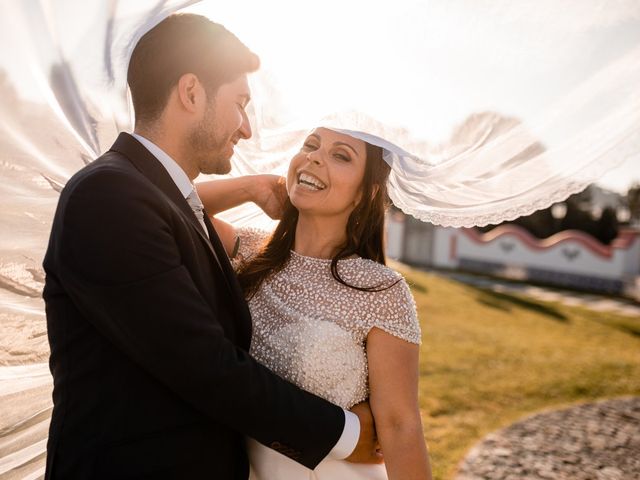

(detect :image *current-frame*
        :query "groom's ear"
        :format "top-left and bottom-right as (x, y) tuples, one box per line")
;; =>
(176, 73), (204, 113)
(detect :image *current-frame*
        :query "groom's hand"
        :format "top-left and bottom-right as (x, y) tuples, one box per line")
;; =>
(252, 174), (287, 219)
(345, 401), (384, 464)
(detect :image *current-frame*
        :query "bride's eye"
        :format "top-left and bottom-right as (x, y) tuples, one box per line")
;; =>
(334, 151), (351, 162)
(303, 142), (318, 150)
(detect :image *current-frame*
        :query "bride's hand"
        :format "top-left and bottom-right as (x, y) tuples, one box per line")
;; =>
(345, 401), (384, 464)
(251, 175), (287, 220)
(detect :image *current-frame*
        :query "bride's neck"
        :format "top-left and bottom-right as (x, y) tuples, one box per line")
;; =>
(293, 215), (348, 259)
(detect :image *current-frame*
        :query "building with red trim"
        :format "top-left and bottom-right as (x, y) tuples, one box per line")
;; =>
(386, 212), (640, 300)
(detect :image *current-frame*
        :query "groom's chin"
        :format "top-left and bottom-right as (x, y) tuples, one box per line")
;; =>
(201, 158), (232, 176)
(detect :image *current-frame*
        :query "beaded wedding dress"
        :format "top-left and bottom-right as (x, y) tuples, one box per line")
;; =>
(232, 228), (421, 479)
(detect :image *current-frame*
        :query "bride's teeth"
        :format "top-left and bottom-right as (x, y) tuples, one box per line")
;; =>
(298, 173), (326, 190)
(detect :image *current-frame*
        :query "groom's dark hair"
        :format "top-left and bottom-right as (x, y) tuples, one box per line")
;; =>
(128, 13), (259, 125)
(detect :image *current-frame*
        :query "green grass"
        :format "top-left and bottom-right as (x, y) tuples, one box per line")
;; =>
(392, 262), (640, 480)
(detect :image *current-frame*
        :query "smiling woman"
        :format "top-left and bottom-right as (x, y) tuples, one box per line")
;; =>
(238, 128), (392, 287)
(195, 126), (432, 479)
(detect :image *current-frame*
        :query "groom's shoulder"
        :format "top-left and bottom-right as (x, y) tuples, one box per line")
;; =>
(63, 150), (144, 197)
(76, 148), (136, 177)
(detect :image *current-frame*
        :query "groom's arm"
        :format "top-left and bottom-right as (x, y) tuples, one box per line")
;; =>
(51, 166), (372, 468)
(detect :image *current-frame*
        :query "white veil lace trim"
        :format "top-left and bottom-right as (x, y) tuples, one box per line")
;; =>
(327, 44), (640, 227)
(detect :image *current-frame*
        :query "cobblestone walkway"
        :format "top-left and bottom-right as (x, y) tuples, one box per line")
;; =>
(455, 397), (640, 480)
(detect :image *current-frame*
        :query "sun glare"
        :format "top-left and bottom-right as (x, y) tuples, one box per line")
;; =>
(184, 1), (640, 192)
(186, 1), (459, 142)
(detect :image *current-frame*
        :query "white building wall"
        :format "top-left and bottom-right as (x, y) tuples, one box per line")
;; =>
(385, 214), (405, 260)
(432, 227), (459, 269)
(428, 227), (640, 281)
(456, 232), (627, 279)
(622, 237), (640, 276)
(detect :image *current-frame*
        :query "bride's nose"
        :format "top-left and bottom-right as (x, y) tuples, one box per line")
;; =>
(306, 149), (323, 166)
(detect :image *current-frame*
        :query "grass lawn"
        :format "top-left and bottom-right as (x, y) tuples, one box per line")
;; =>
(393, 262), (640, 480)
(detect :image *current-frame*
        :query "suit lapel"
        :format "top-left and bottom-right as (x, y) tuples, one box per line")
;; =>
(110, 133), (202, 233)
(203, 214), (253, 346)
(108, 133), (248, 316)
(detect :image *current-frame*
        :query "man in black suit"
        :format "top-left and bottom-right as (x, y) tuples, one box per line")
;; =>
(43, 13), (378, 479)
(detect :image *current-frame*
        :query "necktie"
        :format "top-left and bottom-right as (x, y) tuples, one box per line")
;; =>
(186, 188), (209, 239)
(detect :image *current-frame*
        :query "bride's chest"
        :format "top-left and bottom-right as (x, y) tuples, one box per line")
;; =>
(247, 271), (372, 408)
(248, 270), (375, 343)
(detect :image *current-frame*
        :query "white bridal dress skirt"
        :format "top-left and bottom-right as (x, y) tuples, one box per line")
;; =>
(247, 438), (387, 480)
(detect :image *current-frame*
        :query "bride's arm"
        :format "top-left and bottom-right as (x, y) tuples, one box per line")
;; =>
(367, 328), (433, 480)
(196, 174), (286, 217)
(196, 175), (285, 257)
(210, 217), (238, 257)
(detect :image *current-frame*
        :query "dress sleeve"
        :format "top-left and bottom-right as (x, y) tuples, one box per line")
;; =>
(371, 276), (422, 345)
(231, 226), (271, 270)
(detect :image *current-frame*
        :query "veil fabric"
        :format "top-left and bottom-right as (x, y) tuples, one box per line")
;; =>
(1, 0), (638, 238)
(0, 0), (200, 367)
(187, 0), (640, 228)
(0, 0), (638, 346)
(0, 1), (639, 477)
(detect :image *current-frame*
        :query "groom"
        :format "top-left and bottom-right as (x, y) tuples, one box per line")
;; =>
(43, 13), (378, 479)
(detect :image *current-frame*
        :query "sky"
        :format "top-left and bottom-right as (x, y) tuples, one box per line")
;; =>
(0, 0), (638, 193)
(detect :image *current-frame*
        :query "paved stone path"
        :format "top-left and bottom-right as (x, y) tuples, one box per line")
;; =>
(455, 397), (640, 480)
(440, 272), (640, 318)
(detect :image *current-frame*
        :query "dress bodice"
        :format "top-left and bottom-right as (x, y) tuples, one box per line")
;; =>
(235, 228), (421, 410)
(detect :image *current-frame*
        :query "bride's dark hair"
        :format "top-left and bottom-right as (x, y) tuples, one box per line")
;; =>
(238, 142), (395, 299)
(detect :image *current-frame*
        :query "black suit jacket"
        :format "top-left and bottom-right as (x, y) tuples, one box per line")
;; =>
(42, 133), (345, 479)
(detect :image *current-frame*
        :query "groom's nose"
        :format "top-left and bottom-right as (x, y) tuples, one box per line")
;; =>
(238, 109), (252, 140)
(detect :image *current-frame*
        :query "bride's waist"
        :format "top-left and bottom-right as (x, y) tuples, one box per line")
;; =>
(246, 438), (387, 479)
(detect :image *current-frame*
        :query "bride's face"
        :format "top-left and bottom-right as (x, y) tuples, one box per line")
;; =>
(287, 128), (367, 219)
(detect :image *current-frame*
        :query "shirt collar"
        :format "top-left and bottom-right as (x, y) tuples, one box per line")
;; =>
(131, 133), (194, 199)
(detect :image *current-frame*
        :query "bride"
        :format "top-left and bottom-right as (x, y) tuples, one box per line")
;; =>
(197, 126), (433, 479)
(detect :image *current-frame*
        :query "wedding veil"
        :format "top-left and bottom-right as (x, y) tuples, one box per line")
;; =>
(0, 0), (638, 278)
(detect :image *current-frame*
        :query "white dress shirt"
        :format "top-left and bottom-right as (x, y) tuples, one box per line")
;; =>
(130, 133), (360, 461)
(132, 133), (210, 237)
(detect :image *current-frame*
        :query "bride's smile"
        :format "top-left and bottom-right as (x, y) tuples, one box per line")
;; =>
(297, 171), (327, 191)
